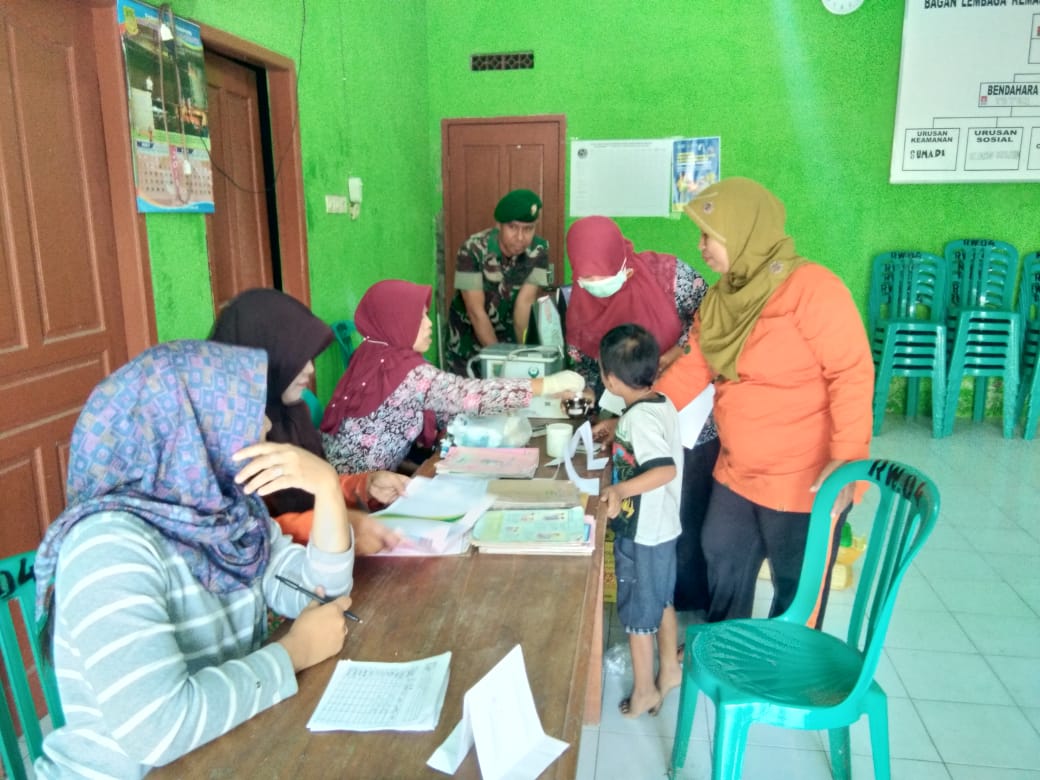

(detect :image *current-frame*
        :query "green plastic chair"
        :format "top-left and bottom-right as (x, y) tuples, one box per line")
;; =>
(1017, 251), (1040, 439)
(300, 388), (323, 428)
(330, 319), (358, 372)
(1, 550), (65, 780)
(671, 459), (940, 780)
(942, 239), (1021, 437)
(868, 251), (947, 438)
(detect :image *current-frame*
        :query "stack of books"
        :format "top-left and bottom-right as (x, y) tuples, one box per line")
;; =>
(434, 447), (540, 479)
(486, 478), (582, 509)
(471, 506), (594, 556)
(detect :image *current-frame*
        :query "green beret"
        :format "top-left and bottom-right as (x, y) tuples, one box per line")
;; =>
(494, 189), (542, 223)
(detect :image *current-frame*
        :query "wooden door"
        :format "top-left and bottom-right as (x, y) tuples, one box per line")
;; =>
(441, 116), (566, 309)
(204, 49), (274, 314)
(0, 0), (135, 558)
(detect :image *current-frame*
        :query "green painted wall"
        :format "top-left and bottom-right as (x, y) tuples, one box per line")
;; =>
(146, 0), (433, 399)
(425, 0), (1038, 312)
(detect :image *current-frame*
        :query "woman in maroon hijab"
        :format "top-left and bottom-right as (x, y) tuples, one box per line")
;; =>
(320, 279), (585, 473)
(567, 216), (719, 617)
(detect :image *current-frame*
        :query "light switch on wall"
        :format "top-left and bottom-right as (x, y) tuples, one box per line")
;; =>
(347, 177), (363, 203)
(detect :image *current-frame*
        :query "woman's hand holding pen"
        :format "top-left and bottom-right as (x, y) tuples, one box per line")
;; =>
(277, 589), (354, 672)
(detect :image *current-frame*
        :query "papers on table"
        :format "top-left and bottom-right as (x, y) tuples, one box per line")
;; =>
(435, 446), (540, 479)
(472, 508), (594, 556)
(307, 651), (451, 732)
(487, 478), (581, 509)
(371, 475), (493, 556)
(427, 645), (568, 779)
(561, 422), (608, 495)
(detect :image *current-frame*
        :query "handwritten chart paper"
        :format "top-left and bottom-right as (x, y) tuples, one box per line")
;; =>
(307, 652), (451, 732)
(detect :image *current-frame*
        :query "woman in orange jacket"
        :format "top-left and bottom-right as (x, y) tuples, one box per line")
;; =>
(653, 177), (874, 628)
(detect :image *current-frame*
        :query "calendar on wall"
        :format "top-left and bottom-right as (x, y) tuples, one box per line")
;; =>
(117, 0), (215, 212)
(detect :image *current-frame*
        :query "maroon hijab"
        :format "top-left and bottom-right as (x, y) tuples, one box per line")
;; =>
(321, 280), (432, 430)
(565, 216), (683, 358)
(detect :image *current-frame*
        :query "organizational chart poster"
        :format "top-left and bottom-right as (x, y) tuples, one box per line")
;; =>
(891, 1), (1040, 183)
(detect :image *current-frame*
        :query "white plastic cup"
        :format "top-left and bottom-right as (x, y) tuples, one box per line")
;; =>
(545, 423), (573, 459)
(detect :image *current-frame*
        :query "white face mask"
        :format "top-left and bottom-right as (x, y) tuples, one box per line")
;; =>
(577, 261), (627, 298)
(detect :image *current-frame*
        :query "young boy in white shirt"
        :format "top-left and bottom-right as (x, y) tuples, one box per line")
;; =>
(598, 324), (685, 719)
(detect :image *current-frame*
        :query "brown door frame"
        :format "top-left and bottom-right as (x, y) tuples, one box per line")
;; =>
(440, 113), (567, 293)
(89, 1), (156, 357)
(197, 24), (310, 307)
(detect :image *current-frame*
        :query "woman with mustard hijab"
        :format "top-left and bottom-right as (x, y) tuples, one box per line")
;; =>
(654, 177), (874, 628)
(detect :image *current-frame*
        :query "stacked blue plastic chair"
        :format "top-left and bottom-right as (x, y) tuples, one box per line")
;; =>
(941, 239), (1021, 438)
(670, 459), (940, 780)
(1017, 251), (1040, 439)
(868, 251), (948, 437)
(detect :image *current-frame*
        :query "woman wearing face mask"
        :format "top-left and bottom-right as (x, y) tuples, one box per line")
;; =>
(321, 279), (585, 474)
(567, 216), (719, 617)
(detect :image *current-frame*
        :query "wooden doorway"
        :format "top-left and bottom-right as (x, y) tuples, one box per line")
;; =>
(0, 0), (153, 561)
(440, 115), (567, 315)
(204, 48), (275, 312)
(198, 25), (309, 311)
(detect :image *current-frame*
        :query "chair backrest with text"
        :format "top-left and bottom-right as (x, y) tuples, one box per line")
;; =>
(671, 459), (941, 780)
(782, 460), (940, 667)
(1, 550), (65, 780)
(944, 238), (1019, 313)
(868, 250), (946, 336)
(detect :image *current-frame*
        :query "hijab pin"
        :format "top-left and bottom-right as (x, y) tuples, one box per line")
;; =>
(770, 261), (783, 274)
(703, 202), (714, 214)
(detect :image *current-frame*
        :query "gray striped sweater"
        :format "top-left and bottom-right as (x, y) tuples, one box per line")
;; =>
(35, 511), (353, 778)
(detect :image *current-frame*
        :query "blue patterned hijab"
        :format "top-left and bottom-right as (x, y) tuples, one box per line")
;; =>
(35, 340), (272, 620)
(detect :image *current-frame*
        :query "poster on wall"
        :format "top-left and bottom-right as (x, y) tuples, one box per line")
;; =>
(891, 2), (1040, 184)
(671, 136), (721, 212)
(117, 0), (214, 212)
(569, 139), (673, 217)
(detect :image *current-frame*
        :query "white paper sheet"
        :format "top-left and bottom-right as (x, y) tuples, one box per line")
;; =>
(308, 652), (451, 732)
(563, 422), (608, 495)
(372, 475), (493, 555)
(677, 385), (715, 448)
(569, 139), (673, 217)
(597, 387), (626, 417)
(427, 645), (568, 779)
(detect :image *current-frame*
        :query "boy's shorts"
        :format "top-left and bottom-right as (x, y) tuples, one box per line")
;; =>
(614, 535), (677, 634)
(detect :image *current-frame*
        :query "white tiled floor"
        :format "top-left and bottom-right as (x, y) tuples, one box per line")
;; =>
(575, 416), (1040, 780)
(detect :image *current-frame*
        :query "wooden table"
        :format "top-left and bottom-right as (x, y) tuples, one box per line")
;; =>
(153, 426), (607, 779)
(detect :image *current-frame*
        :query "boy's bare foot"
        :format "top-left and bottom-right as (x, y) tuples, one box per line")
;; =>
(657, 663), (684, 704)
(619, 690), (663, 719)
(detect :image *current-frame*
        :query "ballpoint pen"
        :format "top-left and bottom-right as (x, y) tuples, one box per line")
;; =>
(274, 574), (362, 623)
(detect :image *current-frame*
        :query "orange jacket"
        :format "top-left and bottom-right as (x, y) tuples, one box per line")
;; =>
(655, 264), (873, 512)
(274, 472), (369, 544)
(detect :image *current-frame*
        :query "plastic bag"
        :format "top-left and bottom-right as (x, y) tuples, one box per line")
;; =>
(446, 413), (533, 448)
(603, 642), (632, 677)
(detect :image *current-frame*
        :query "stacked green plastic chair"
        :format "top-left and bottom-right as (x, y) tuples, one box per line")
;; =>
(1, 551), (65, 780)
(670, 459), (940, 780)
(941, 239), (1021, 438)
(1017, 251), (1040, 439)
(331, 319), (358, 372)
(868, 251), (947, 437)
